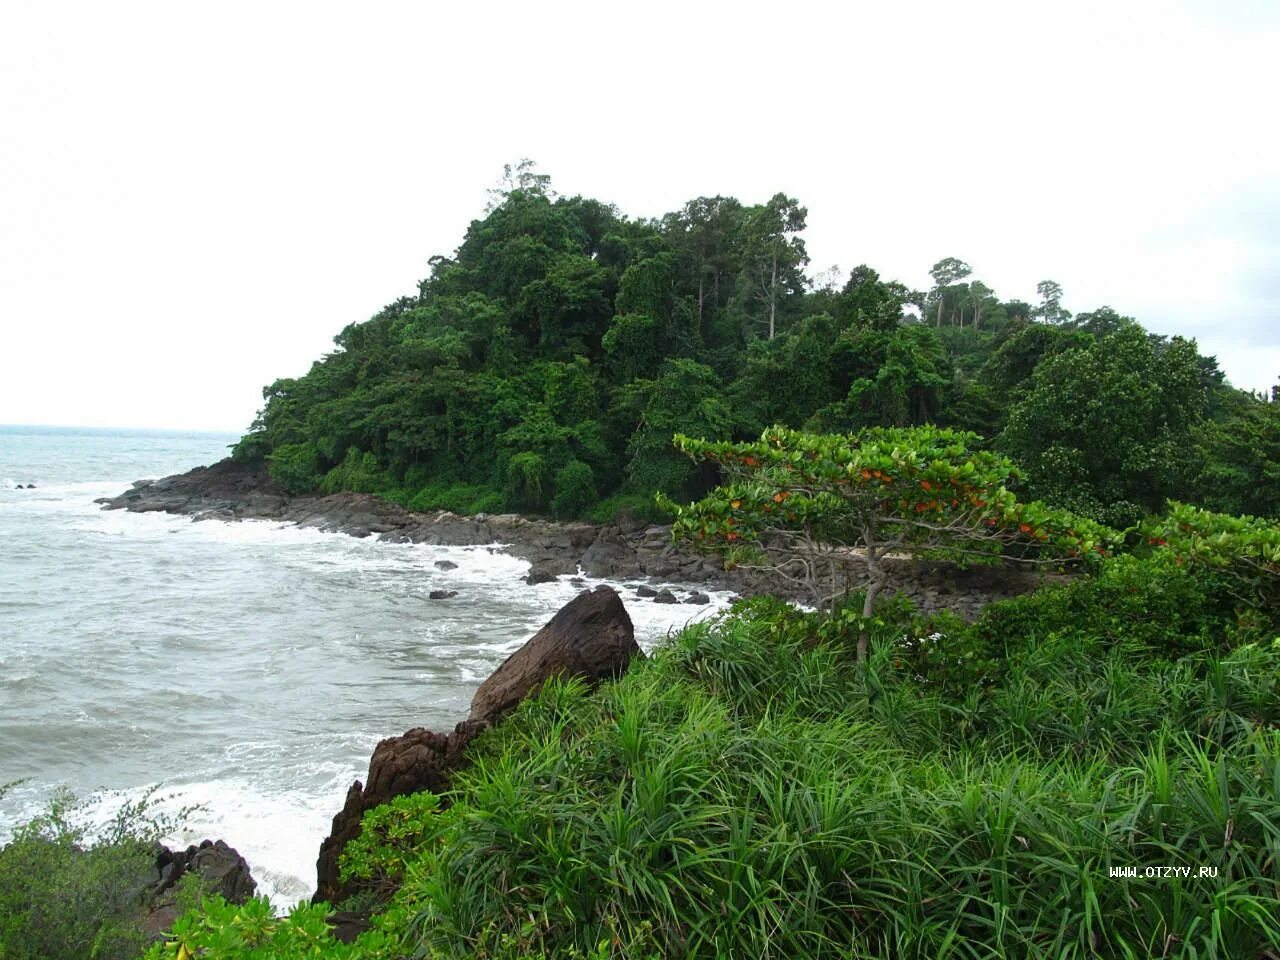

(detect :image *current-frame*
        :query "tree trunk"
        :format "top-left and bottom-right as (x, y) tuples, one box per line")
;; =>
(768, 253), (778, 339)
(696, 273), (705, 327)
(858, 545), (885, 664)
(936, 298), (943, 327)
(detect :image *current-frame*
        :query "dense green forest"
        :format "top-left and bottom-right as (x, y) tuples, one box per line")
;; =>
(232, 162), (1280, 530)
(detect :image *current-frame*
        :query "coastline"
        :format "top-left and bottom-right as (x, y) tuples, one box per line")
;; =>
(97, 458), (1067, 619)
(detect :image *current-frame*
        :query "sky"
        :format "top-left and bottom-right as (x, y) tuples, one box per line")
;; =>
(1, 0), (1277, 432)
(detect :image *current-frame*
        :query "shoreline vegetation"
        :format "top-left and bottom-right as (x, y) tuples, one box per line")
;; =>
(3, 169), (1277, 957)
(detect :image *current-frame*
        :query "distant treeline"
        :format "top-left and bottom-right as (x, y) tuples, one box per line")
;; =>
(233, 162), (1280, 527)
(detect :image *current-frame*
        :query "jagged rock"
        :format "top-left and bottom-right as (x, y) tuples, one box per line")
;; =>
(314, 724), (472, 905)
(433, 560), (458, 570)
(470, 586), (638, 722)
(314, 587), (641, 906)
(653, 589), (678, 604)
(142, 839), (256, 937)
(428, 589), (458, 600)
(684, 591), (711, 605)
(635, 585), (658, 598)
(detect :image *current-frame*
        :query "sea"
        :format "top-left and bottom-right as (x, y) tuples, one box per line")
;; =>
(0, 424), (730, 906)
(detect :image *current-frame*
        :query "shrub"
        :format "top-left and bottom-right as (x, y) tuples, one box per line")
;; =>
(320, 447), (390, 495)
(550, 459), (598, 519)
(266, 441), (324, 494)
(587, 493), (674, 527)
(0, 787), (183, 960)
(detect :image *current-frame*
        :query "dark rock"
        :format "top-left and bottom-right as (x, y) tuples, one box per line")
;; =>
(152, 838), (256, 903)
(569, 577), (587, 587)
(314, 725), (468, 905)
(433, 560), (458, 570)
(327, 911), (374, 944)
(579, 534), (632, 577)
(470, 586), (639, 723)
(653, 589), (678, 604)
(142, 839), (256, 937)
(25, 484), (35, 489)
(523, 566), (558, 585)
(635, 585), (658, 598)
(428, 589), (458, 600)
(684, 591), (711, 605)
(315, 587), (641, 906)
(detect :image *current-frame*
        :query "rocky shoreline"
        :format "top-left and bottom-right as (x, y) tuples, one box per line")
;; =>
(92, 461), (1072, 930)
(97, 458), (1063, 619)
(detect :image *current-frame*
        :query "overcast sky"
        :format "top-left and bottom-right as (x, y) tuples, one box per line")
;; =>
(2, 0), (1276, 432)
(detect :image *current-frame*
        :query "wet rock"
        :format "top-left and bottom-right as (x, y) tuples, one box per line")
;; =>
(433, 560), (458, 570)
(635, 585), (658, 598)
(524, 567), (558, 585)
(684, 591), (711, 605)
(428, 589), (458, 600)
(653, 589), (678, 604)
(579, 535), (631, 577)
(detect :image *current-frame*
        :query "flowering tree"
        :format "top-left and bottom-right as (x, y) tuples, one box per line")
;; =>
(664, 425), (1115, 661)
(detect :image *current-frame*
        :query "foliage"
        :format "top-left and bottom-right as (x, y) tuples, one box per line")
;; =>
(142, 894), (410, 960)
(1190, 393), (1280, 518)
(406, 480), (506, 516)
(0, 787), (186, 960)
(185, 591), (1280, 960)
(228, 169), (1255, 537)
(550, 459), (598, 519)
(997, 324), (1209, 527)
(666, 425), (1114, 658)
(1135, 502), (1280, 615)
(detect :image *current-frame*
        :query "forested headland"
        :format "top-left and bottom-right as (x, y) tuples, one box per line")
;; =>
(5, 166), (1278, 960)
(230, 162), (1280, 531)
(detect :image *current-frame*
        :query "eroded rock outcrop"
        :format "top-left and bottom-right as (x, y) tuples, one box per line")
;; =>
(313, 586), (639, 906)
(142, 839), (256, 938)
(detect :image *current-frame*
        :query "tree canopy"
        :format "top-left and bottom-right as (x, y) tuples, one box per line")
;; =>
(230, 164), (1278, 528)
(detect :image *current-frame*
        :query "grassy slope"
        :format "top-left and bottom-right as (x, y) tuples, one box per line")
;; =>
(155, 557), (1280, 960)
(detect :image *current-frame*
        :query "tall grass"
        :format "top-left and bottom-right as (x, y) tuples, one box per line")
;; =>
(362, 603), (1280, 959)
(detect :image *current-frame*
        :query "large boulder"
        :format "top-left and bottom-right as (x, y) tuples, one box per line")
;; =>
(469, 586), (638, 723)
(314, 586), (640, 905)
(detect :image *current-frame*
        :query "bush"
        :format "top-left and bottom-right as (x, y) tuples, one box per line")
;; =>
(0, 787), (184, 960)
(550, 459), (598, 519)
(587, 493), (674, 527)
(320, 447), (390, 495)
(266, 442), (324, 494)
(407, 480), (507, 516)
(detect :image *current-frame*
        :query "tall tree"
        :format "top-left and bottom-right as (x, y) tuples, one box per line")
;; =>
(928, 258), (972, 326)
(739, 193), (808, 339)
(967, 280), (995, 329)
(664, 196), (744, 339)
(1034, 280), (1070, 324)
